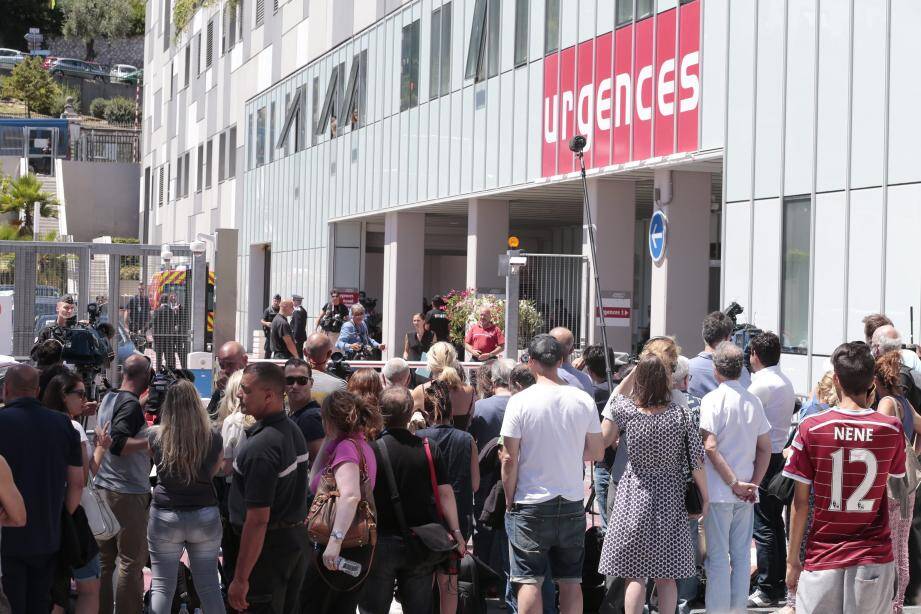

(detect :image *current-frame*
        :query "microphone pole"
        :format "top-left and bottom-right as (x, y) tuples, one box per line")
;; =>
(570, 135), (614, 391)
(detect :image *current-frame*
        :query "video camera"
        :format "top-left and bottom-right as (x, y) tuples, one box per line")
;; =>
(327, 351), (354, 380)
(722, 302), (763, 371)
(146, 366), (196, 415)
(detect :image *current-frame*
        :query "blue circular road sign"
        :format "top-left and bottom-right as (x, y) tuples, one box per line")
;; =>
(648, 210), (668, 264)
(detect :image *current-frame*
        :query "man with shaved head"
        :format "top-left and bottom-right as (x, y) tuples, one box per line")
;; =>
(550, 326), (594, 394)
(95, 353), (153, 614)
(0, 364), (83, 613)
(207, 340), (249, 419)
(304, 332), (346, 404)
(270, 299), (298, 359)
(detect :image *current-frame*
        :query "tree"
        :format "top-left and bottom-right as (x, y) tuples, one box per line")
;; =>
(0, 174), (59, 239)
(60, 0), (137, 60)
(0, 0), (64, 50)
(1, 58), (59, 117)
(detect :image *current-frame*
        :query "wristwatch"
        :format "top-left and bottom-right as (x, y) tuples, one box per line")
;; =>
(330, 529), (345, 541)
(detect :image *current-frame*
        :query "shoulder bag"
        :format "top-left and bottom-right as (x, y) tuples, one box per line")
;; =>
(886, 397), (921, 514)
(82, 472), (120, 542)
(307, 438), (377, 548)
(680, 407), (704, 515)
(376, 436), (455, 568)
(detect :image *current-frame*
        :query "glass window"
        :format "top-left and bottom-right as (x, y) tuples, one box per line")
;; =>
(440, 5), (451, 95)
(163, 0), (171, 51)
(545, 0), (560, 53)
(311, 77), (319, 146)
(466, 0), (487, 79)
(269, 100), (276, 162)
(205, 139), (213, 188)
(184, 45), (190, 87)
(247, 112), (254, 170)
(256, 106), (266, 166)
(616, 0), (633, 27)
(256, 0), (264, 25)
(183, 153), (190, 196)
(196, 144), (203, 191)
(195, 32), (202, 75)
(228, 126), (237, 178)
(514, 0), (528, 66)
(218, 132), (226, 181)
(486, 0), (500, 78)
(637, 0), (654, 20)
(780, 197), (812, 354)
(400, 20), (420, 111)
(429, 8), (442, 100)
(206, 20), (214, 67)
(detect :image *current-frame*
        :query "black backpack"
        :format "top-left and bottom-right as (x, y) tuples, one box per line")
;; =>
(457, 554), (500, 614)
(900, 365), (921, 419)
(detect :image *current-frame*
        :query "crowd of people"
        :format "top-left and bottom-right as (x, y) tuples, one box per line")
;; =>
(2, 290), (921, 614)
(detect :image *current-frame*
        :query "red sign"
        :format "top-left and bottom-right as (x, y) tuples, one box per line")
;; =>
(334, 288), (360, 308)
(542, 1), (701, 177)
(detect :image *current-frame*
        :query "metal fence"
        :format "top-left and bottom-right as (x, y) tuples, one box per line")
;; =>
(518, 253), (589, 349)
(73, 128), (140, 163)
(0, 241), (206, 379)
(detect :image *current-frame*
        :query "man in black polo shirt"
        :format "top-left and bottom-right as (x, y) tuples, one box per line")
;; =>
(424, 295), (451, 343)
(0, 365), (83, 614)
(260, 294), (281, 359)
(270, 299), (298, 359)
(284, 358), (324, 465)
(290, 295), (309, 358)
(228, 362), (310, 613)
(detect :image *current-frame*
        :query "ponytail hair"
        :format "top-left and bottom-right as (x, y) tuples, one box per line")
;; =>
(424, 380), (454, 424)
(321, 390), (383, 439)
(427, 342), (463, 389)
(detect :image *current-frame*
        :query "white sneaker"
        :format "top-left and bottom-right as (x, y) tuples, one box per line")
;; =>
(748, 589), (777, 608)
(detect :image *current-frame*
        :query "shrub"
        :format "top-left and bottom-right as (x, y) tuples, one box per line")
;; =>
(2, 58), (58, 116)
(50, 84), (81, 117)
(89, 97), (110, 119)
(104, 97), (136, 124)
(443, 289), (543, 350)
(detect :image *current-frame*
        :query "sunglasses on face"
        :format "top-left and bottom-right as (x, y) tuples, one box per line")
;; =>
(67, 389), (86, 399)
(286, 376), (312, 386)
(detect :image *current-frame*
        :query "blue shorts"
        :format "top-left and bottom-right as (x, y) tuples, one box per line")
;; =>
(72, 554), (101, 581)
(505, 496), (585, 585)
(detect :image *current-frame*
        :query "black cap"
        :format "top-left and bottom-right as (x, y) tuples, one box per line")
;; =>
(292, 294), (303, 301)
(273, 293), (282, 300)
(59, 295), (74, 304)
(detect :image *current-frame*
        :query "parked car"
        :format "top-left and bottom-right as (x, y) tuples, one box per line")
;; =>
(120, 68), (143, 85)
(110, 64), (138, 81)
(47, 58), (109, 81)
(0, 48), (25, 68)
(42, 56), (57, 70)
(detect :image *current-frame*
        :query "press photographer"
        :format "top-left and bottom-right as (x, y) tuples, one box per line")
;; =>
(316, 289), (349, 344)
(335, 303), (386, 360)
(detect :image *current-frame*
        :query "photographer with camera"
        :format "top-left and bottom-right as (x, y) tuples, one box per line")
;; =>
(316, 290), (349, 345)
(94, 354), (153, 614)
(335, 304), (386, 360)
(31, 295), (78, 358)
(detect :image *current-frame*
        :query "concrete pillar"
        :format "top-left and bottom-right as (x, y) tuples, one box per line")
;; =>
(213, 228), (238, 353)
(650, 170), (711, 349)
(584, 179), (635, 352)
(382, 212), (425, 358)
(466, 199), (509, 294)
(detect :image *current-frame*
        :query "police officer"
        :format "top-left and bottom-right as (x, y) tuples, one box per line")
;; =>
(227, 363), (310, 613)
(31, 295), (76, 361)
(290, 294), (309, 358)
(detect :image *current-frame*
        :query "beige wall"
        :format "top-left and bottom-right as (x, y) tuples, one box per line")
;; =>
(59, 161), (140, 241)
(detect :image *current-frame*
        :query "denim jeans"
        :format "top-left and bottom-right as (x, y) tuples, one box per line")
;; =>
(357, 534), (436, 614)
(704, 502), (755, 614)
(593, 466), (611, 530)
(147, 506), (225, 614)
(753, 453), (787, 599)
(506, 496), (585, 584)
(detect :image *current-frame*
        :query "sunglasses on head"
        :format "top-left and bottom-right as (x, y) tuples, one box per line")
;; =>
(286, 376), (312, 386)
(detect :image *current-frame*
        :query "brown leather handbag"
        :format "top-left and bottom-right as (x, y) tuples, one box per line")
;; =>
(307, 438), (377, 549)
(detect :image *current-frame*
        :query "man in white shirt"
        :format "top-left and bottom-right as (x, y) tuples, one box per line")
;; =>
(501, 334), (604, 614)
(701, 342), (773, 613)
(746, 332), (796, 608)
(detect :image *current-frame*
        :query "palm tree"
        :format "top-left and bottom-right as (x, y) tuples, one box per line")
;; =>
(0, 173), (59, 239)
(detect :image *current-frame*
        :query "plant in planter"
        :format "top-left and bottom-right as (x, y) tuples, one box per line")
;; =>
(443, 288), (543, 351)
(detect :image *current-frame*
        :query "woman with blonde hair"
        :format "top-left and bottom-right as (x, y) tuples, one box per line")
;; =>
(219, 371), (253, 475)
(412, 341), (476, 429)
(146, 380), (224, 613)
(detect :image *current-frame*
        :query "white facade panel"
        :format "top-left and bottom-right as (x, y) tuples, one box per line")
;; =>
(529, 0), (546, 60)
(561, 0), (578, 49)
(846, 188), (883, 342)
(885, 184), (921, 336)
(724, 0), (755, 202)
(440, 96), (451, 196)
(418, 103), (430, 201)
(526, 59), (543, 181)
(579, 0), (596, 43)
(485, 78), (500, 189)
(750, 198), (781, 332)
(597, 0), (614, 36)
(753, 0), (783, 200)
(472, 90), (486, 193)
(783, 0), (816, 197)
(461, 86), (474, 194)
(450, 89), (463, 194)
(815, 0), (849, 193)
(512, 66), (528, 185)
(887, 0), (921, 186)
(849, 0), (886, 190)
(722, 200), (752, 313)
(501, 0), (515, 72)
(498, 71), (514, 187)
(812, 191), (847, 355)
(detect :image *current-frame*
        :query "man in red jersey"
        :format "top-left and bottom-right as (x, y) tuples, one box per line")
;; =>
(784, 342), (907, 614)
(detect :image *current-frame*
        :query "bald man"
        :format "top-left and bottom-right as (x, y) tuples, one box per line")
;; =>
(207, 341), (249, 419)
(304, 332), (346, 403)
(549, 327), (594, 394)
(0, 364), (83, 614)
(270, 299), (298, 359)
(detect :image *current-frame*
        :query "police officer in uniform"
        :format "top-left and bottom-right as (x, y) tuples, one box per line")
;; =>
(290, 294), (309, 358)
(227, 363), (310, 613)
(30, 295), (77, 361)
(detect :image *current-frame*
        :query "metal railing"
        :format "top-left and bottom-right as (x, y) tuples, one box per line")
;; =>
(518, 253), (590, 349)
(73, 128), (140, 163)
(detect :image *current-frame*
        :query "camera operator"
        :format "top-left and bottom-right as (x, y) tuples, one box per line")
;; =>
(94, 354), (153, 614)
(315, 289), (349, 345)
(31, 295), (77, 359)
(335, 303), (386, 359)
(304, 332), (347, 404)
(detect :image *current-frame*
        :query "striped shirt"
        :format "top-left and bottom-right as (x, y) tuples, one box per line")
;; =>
(229, 410), (309, 527)
(783, 407), (907, 571)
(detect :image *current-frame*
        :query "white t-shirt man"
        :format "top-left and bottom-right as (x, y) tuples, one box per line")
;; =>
(500, 382), (601, 504)
(699, 380), (771, 503)
(748, 365), (796, 453)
